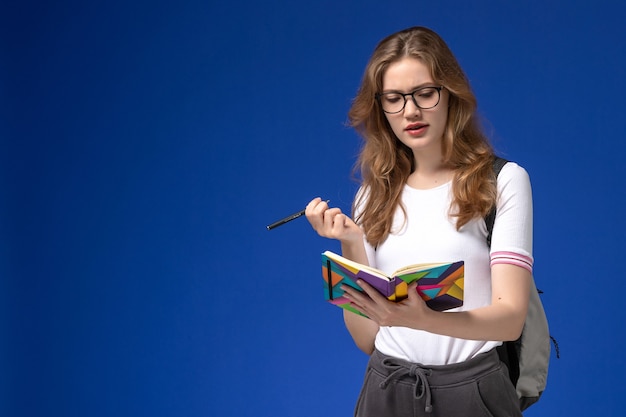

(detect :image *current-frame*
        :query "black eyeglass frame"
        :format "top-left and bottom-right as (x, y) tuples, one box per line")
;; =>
(375, 86), (444, 114)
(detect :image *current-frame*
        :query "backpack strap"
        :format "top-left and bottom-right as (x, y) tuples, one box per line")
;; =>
(485, 157), (509, 248)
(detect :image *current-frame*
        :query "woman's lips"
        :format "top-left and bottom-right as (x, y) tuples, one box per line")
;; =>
(405, 123), (428, 136)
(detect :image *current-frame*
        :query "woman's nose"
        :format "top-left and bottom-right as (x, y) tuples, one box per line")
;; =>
(403, 96), (422, 116)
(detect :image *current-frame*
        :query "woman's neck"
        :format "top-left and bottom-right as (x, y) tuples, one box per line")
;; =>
(407, 154), (453, 190)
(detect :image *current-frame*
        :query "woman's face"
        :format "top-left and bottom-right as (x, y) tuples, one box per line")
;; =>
(380, 57), (449, 155)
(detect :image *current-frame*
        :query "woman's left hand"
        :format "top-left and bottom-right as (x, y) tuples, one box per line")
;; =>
(342, 280), (432, 329)
(343, 264), (532, 341)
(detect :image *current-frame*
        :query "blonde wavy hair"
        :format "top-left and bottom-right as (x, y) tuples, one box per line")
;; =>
(349, 26), (497, 247)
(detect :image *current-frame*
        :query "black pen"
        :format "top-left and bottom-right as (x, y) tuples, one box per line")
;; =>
(266, 200), (330, 230)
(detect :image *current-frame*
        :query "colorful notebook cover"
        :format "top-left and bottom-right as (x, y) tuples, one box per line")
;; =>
(321, 251), (464, 315)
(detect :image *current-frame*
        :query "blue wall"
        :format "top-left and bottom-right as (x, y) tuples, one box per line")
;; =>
(3, 1), (626, 416)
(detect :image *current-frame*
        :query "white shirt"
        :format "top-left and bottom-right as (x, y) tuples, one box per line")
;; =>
(361, 162), (533, 365)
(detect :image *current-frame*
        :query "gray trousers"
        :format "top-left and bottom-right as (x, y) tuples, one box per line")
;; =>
(354, 348), (522, 417)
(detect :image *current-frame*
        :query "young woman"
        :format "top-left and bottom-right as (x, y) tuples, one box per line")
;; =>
(305, 27), (533, 417)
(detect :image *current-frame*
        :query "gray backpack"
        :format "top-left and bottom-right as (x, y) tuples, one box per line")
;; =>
(486, 157), (557, 411)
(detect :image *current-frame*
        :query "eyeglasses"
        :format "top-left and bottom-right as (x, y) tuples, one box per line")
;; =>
(375, 86), (443, 114)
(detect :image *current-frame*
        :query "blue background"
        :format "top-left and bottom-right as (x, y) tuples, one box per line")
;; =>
(3, 0), (626, 416)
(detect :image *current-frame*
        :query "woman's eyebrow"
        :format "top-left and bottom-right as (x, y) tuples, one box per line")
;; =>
(381, 83), (437, 94)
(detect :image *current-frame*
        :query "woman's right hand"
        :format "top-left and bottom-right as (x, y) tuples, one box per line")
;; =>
(305, 197), (363, 244)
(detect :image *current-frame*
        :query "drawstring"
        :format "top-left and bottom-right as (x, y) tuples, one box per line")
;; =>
(379, 358), (434, 413)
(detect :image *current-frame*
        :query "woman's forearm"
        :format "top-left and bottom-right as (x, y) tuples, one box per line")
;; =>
(343, 310), (379, 354)
(340, 239), (368, 265)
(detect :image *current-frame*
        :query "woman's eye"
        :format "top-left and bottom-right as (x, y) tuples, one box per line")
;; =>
(384, 94), (402, 103)
(418, 90), (435, 98)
